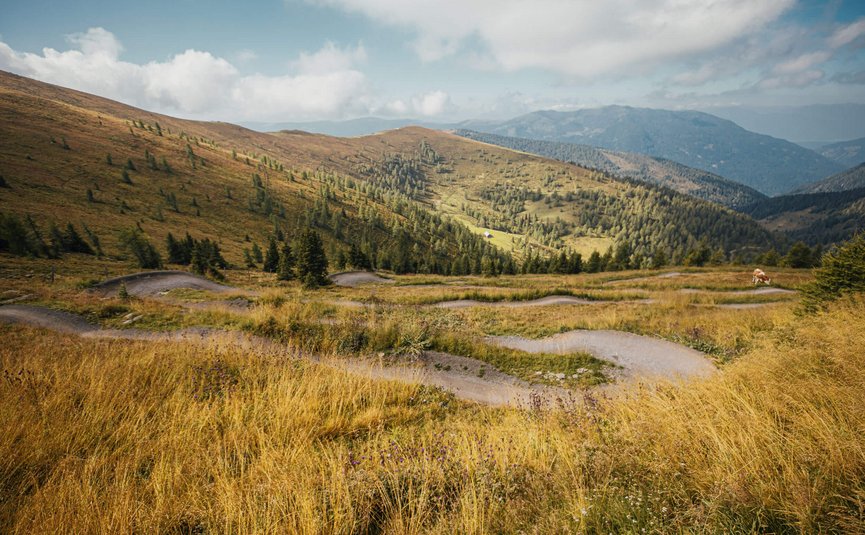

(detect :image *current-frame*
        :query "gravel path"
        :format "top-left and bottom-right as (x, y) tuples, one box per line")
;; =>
(605, 272), (684, 285)
(0, 305), (570, 407)
(488, 330), (716, 382)
(329, 271), (395, 287)
(434, 295), (598, 309)
(91, 271), (239, 297)
(337, 351), (572, 407)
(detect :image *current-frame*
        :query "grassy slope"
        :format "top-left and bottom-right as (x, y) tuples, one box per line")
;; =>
(0, 294), (862, 532)
(1, 71), (775, 267)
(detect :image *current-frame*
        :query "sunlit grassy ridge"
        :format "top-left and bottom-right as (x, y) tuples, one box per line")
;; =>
(1, 294), (863, 532)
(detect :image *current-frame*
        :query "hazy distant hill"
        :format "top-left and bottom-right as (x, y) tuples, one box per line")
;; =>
(243, 117), (448, 137)
(794, 162), (865, 194)
(460, 106), (844, 196)
(817, 137), (865, 168)
(455, 130), (766, 209)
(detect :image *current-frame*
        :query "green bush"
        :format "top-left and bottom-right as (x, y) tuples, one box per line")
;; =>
(800, 234), (865, 313)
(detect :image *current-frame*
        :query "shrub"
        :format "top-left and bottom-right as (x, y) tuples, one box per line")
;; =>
(800, 233), (865, 313)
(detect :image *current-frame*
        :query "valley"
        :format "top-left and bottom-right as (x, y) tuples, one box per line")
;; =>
(0, 37), (863, 533)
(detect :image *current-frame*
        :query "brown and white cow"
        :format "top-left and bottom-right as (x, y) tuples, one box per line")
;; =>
(752, 268), (771, 285)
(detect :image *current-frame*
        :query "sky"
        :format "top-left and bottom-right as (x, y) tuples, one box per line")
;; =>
(1, 0), (864, 124)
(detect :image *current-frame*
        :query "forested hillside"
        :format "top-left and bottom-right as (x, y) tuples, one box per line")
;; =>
(0, 70), (779, 274)
(0, 71), (511, 276)
(742, 188), (865, 245)
(455, 130), (766, 208)
(794, 162), (865, 194)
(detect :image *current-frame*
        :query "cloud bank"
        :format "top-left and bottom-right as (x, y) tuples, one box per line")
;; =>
(309, 0), (794, 77)
(0, 28), (377, 121)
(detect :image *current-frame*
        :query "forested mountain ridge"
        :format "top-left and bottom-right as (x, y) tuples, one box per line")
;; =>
(741, 188), (865, 245)
(455, 130), (767, 209)
(794, 162), (865, 194)
(460, 106), (844, 195)
(817, 137), (865, 168)
(0, 70), (778, 272)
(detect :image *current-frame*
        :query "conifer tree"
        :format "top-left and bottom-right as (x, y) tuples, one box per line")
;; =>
(251, 243), (263, 264)
(263, 238), (279, 273)
(296, 230), (329, 287)
(277, 243), (295, 281)
(243, 248), (256, 268)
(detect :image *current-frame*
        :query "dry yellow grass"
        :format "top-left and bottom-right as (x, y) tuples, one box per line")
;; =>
(1, 295), (863, 533)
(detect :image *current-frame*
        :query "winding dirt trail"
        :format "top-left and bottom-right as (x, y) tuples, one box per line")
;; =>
(0, 305), (570, 407)
(434, 295), (599, 309)
(488, 330), (716, 382)
(329, 271), (395, 287)
(91, 271), (241, 298)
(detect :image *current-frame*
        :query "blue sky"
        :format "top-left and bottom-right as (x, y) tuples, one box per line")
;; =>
(1, 0), (864, 122)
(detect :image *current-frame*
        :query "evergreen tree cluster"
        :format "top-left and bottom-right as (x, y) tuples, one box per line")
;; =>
(0, 213), (100, 258)
(166, 232), (227, 278)
(801, 233), (865, 313)
(119, 228), (161, 269)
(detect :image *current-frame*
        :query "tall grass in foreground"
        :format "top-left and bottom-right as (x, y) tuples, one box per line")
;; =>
(1, 299), (864, 533)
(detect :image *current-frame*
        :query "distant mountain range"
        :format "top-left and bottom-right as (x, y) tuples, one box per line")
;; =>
(455, 130), (766, 209)
(459, 107), (844, 196)
(816, 137), (865, 168)
(795, 162), (865, 194)
(244, 107), (861, 198)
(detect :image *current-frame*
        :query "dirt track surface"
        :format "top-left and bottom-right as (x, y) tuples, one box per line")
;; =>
(434, 295), (598, 309)
(678, 287), (796, 296)
(337, 351), (573, 407)
(488, 330), (716, 382)
(91, 271), (239, 297)
(329, 271), (395, 287)
(606, 272), (683, 285)
(0, 305), (571, 407)
(0, 305), (97, 333)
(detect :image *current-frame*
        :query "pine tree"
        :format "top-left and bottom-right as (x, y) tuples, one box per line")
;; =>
(166, 232), (186, 264)
(243, 248), (256, 268)
(106, 153), (113, 166)
(586, 250), (602, 273)
(277, 243), (295, 281)
(296, 230), (329, 287)
(121, 170), (132, 184)
(784, 241), (814, 268)
(801, 234), (865, 313)
(119, 228), (161, 268)
(651, 249), (667, 269)
(125, 158), (136, 171)
(251, 243), (263, 263)
(86, 188), (95, 202)
(62, 223), (94, 254)
(263, 238), (280, 273)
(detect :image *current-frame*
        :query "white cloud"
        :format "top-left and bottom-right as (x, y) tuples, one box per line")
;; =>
(381, 90), (452, 117)
(772, 51), (831, 75)
(0, 28), (371, 121)
(829, 17), (865, 49)
(292, 41), (366, 74)
(309, 0), (793, 77)
(411, 90), (450, 116)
